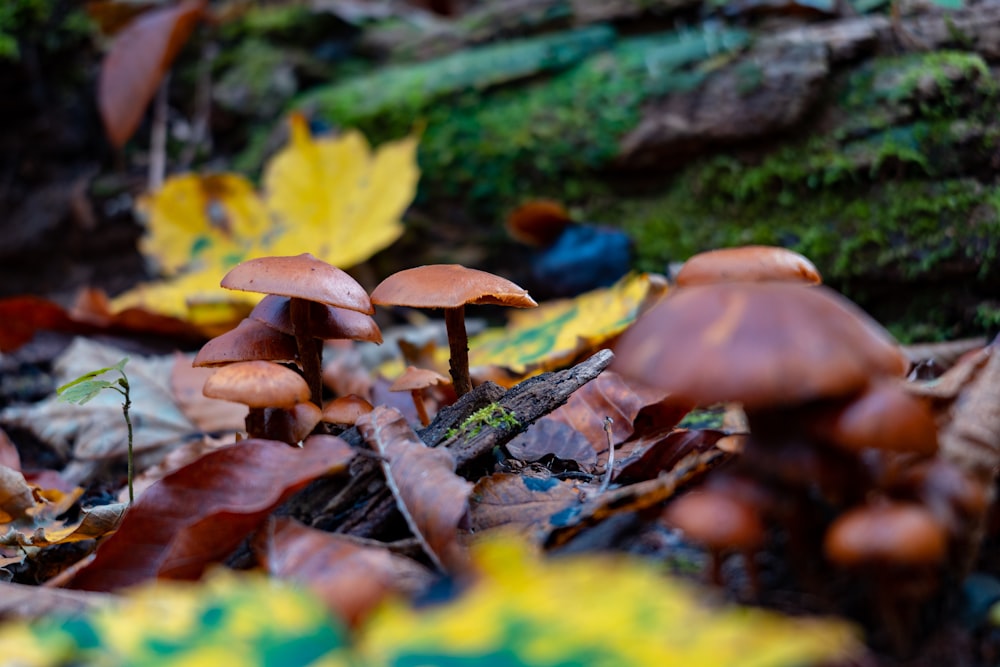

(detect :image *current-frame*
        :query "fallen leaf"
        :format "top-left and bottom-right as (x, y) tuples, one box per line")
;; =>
(469, 272), (666, 381)
(0, 429), (19, 471)
(2, 569), (346, 666)
(0, 581), (114, 622)
(469, 471), (585, 539)
(505, 418), (597, 466)
(66, 436), (354, 591)
(136, 172), (272, 277)
(263, 114), (420, 269)
(0, 296), (78, 352)
(616, 429), (728, 483)
(357, 406), (472, 572)
(360, 534), (862, 666)
(98, 0), (207, 147)
(0, 339), (197, 466)
(253, 517), (433, 626)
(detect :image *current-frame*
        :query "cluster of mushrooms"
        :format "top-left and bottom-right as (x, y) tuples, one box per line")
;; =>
(193, 253), (537, 444)
(612, 246), (988, 653)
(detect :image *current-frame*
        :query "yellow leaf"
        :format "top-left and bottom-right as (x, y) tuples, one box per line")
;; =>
(360, 534), (861, 666)
(263, 114), (420, 268)
(469, 273), (667, 379)
(137, 173), (271, 277)
(110, 266), (260, 329)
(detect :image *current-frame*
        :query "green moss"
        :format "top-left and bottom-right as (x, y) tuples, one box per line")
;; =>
(0, 0), (92, 61)
(296, 26), (747, 210)
(299, 26), (617, 136)
(446, 404), (521, 440)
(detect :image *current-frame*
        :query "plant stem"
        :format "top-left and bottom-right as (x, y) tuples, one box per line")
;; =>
(121, 393), (134, 504)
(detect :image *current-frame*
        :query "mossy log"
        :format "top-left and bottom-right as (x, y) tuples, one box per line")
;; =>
(299, 2), (1000, 338)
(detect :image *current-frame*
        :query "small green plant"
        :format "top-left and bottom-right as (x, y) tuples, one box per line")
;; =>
(446, 403), (520, 440)
(56, 358), (135, 504)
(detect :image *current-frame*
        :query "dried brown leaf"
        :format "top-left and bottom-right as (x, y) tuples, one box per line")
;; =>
(0, 428), (20, 471)
(0, 580), (114, 621)
(253, 517), (433, 626)
(66, 436), (354, 591)
(98, 0), (207, 147)
(469, 471), (585, 540)
(357, 406), (472, 572)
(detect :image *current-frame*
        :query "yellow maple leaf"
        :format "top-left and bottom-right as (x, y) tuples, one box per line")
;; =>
(469, 272), (668, 378)
(137, 173), (271, 277)
(361, 534), (861, 666)
(114, 116), (420, 327)
(263, 113), (420, 268)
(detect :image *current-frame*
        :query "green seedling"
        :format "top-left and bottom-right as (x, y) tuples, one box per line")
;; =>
(56, 358), (135, 504)
(446, 403), (520, 440)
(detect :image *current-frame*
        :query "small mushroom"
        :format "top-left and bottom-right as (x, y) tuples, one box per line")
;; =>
(203, 360), (311, 439)
(808, 380), (939, 457)
(663, 489), (765, 593)
(371, 264), (537, 396)
(262, 402), (323, 445)
(249, 294), (383, 344)
(389, 366), (451, 426)
(674, 245), (822, 287)
(192, 318), (298, 367)
(321, 394), (374, 429)
(824, 501), (948, 655)
(220, 253), (374, 407)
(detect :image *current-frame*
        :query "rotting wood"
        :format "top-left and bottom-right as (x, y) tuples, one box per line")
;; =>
(278, 349), (615, 537)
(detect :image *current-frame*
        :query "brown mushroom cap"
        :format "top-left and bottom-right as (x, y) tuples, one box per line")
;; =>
(321, 394), (374, 426)
(675, 246), (822, 287)
(221, 253), (373, 314)
(192, 318), (299, 367)
(250, 294), (383, 344)
(370, 264), (538, 310)
(663, 490), (765, 551)
(389, 366), (451, 392)
(824, 502), (947, 567)
(810, 381), (938, 455)
(611, 283), (908, 411)
(203, 360), (310, 409)
(263, 402), (323, 444)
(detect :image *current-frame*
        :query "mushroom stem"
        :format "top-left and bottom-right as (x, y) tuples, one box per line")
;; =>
(410, 389), (431, 427)
(444, 305), (472, 396)
(246, 407), (266, 439)
(289, 297), (324, 406)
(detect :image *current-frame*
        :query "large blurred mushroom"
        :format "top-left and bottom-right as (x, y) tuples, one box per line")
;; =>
(674, 245), (822, 287)
(370, 264), (537, 396)
(220, 253), (375, 406)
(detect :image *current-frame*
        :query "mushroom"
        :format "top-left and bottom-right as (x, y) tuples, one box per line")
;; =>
(674, 245), (822, 287)
(824, 501), (948, 655)
(389, 366), (451, 427)
(261, 401), (323, 445)
(807, 380), (938, 458)
(249, 294), (383, 345)
(203, 360), (311, 439)
(220, 253), (374, 407)
(610, 282), (907, 412)
(192, 318), (299, 367)
(321, 394), (374, 429)
(370, 264), (537, 396)
(610, 282), (911, 590)
(663, 489), (765, 594)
